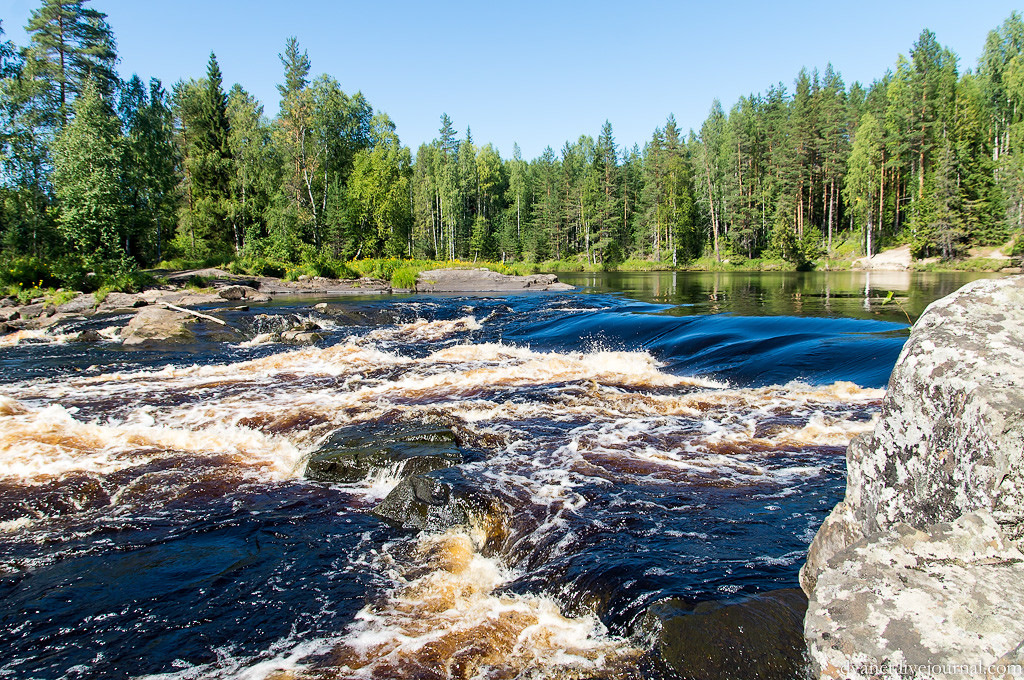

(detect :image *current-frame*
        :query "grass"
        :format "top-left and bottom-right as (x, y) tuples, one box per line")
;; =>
(912, 257), (1018, 272)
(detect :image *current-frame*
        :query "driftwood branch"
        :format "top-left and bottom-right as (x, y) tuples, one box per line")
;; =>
(157, 302), (228, 326)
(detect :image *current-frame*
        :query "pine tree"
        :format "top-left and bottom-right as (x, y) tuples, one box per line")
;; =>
(24, 0), (118, 127)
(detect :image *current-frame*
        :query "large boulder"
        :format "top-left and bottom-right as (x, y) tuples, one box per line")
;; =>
(806, 513), (1024, 680)
(802, 276), (1024, 679)
(120, 307), (196, 346)
(415, 268), (574, 292)
(120, 306), (241, 346)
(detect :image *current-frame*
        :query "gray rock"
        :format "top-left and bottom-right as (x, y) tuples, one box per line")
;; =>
(280, 329), (322, 344)
(17, 303), (46, 319)
(55, 294), (96, 314)
(803, 276), (1024, 679)
(218, 285), (258, 301)
(415, 268), (574, 292)
(120, 307), (196, 346)
(73, 330), (104, 343)
(800, 501), (864, 594)
(0, 322), (10, 335)
(852, 276), (1024, 539)
(96, 292), (147, 312)
(805, 512), (1024, 679)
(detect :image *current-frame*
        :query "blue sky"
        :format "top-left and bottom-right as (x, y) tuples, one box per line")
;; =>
(3, 0), (1022, 159)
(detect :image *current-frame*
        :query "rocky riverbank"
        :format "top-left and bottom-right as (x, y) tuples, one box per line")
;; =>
(0, 268), (574, 343)
(801, 275), (1024, 679)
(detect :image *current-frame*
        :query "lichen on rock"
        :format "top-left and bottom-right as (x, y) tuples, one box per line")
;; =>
(802, 276), (1024, 680)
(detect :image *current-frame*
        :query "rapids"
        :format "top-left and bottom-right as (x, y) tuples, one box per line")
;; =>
(0, 274), (941, 679)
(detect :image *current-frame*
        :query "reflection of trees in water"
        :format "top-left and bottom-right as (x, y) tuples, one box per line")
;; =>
(556, 270), (1003, 324)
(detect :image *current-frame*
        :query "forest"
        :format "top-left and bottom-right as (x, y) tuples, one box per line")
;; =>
(3, 0), (1024, 293)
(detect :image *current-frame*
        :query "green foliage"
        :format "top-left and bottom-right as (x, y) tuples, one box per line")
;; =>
(6, 8), (1024, 282)
(1, 256), (58, 288)
(51, 81), (124, 262)
(390, 266), (418, 289)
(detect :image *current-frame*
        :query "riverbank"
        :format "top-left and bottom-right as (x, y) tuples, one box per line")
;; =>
(0, 267), (574, 341)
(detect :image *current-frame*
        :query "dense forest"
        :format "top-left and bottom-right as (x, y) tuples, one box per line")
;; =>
(3, 0), (1024, 290)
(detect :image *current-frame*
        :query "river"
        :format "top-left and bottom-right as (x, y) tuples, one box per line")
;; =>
(0, 270), (1003, 679)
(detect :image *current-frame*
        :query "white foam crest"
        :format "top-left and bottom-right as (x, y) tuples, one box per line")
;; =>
(134, 632), (344, 680)
(0, 328), (53, 346)
(338, 530), (637, 678)
(0, 398), (303, 482)
(427, 343), (724, 389)
(363, 315), (482, 343)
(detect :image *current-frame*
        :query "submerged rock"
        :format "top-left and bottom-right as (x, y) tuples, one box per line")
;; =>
(72, 329), (104, 343)
(415, 268), (574, 293)
(645, 589), (808, 680)
(802, 275), (1024, 679)
(306, 426), (461, 483)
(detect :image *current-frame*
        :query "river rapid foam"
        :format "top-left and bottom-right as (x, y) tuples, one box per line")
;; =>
(0, 292), (899, 679)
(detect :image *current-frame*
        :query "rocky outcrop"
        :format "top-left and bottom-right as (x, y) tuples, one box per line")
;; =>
(120, 306), (241, 346)
(806, 513), (1024, 679)
(415, 268), (574, 293)
(802, 276), (1024, 679)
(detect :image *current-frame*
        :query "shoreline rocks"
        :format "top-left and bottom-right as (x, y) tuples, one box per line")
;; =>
(415, 268), (574, 292)
(802, 275), (1024, 679)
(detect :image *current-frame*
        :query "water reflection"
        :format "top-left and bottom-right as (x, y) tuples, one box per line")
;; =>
(555, 270), (1004, 323)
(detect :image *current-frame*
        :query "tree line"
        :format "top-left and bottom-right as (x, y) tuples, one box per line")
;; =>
(3, 1), (1024, 287)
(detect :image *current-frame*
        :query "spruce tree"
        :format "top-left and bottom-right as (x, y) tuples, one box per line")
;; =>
(51, 80), (123, 263)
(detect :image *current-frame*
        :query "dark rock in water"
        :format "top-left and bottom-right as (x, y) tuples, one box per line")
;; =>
(306, 426), (461, 483)
(645, 589), (808, 680)
(372, 467), (508, 551)
(73, 329), (104, 343)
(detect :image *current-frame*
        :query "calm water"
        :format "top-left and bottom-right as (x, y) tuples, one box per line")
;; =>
(0, 271), (1003, 679)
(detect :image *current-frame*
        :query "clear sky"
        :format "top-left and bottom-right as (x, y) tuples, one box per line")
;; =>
(3, 0), (1022, 160)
